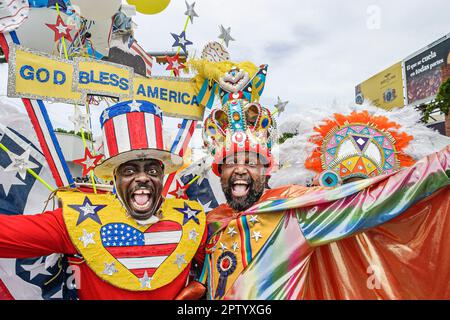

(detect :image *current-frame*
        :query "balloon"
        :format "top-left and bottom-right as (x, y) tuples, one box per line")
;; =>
(127, 0), (171, 15)
(70, 0), (121, 21)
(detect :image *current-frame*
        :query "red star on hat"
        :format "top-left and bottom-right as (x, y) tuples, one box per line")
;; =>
(168, 180), (190, 200)
(165, 53), (186, 77)
(73, 148), (103, 176)
(45, 15), (73, 42)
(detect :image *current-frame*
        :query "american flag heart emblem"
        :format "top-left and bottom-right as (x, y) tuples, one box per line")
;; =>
(101, 221), (182, 278)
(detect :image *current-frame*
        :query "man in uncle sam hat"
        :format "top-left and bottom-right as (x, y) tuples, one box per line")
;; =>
(187, 45), (450, 300)
(0, 100), (207, 300)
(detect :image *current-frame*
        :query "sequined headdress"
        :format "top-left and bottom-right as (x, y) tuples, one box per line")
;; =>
(270, 103), (450, 187)
(190, 42), (277, 176)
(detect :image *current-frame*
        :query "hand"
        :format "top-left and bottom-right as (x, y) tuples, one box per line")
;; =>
(174, 281), (206, 300)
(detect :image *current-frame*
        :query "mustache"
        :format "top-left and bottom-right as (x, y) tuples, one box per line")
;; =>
(229, 175), (252, 184)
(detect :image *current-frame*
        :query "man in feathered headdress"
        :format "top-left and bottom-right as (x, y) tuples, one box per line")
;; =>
(189, 43), (450, 300)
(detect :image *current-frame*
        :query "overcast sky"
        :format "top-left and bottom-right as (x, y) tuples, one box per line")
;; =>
(1, 0), (449, 150)
(133, 0), (450, 118)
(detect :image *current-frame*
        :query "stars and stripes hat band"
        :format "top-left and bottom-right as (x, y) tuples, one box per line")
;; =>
(94, 100), (183, 180)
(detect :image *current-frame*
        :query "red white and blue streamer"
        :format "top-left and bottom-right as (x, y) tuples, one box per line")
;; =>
(0, 30), (74, 187)
(162, 119), (197, 196)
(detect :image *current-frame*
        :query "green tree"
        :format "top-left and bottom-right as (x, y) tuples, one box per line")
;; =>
(422, 78), (450, 136)
(278, 132), (296, 144)
(422, 78), (450, 122)
(54, 128), (94, 142)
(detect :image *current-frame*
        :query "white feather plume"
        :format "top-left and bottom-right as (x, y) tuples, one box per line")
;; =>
(269, 103), (450, 188)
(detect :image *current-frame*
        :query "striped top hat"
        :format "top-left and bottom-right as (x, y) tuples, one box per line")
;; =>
(94, 100), (183, 180)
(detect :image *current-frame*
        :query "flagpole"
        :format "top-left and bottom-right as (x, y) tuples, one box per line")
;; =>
(55, 3), (70, 60)
(79, 103), (98, 194)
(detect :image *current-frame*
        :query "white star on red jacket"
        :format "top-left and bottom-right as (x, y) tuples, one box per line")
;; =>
(73, 148), (103, 176)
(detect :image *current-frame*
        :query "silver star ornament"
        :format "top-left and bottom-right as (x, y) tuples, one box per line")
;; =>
(139, 271), (152, 289)
(218, 25), (235, 47)
(69, 107), (90, 132)
(174, 253), (187, 269)
(103, 262), (118, 276)
(274, 97), (289, 115)
(4, 147), (39, 180)
(79, 229), (95, 248)
(184, 1), (198, 24)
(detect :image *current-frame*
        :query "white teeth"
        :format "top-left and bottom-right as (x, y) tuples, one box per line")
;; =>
(134, 189), (150, 195)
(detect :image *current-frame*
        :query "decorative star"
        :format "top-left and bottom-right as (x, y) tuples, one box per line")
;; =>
(199, 200), (214, 213)
(184, 1), (199, 24)
(135, 152), (149, 159)
(165, 53), (186, 77)
(170, 30), (193, 54)
(231, 241), (239, 252)
(174, 253), (187, 269)
(3, 148), (39, 180)
(274, 97), (289, 115)
(218, 25), (235, 47)
(21, 257), (52, 280)
(248, 215), (259, 225)
(103, 262), (118, 276)
(69, 107), (90, 132)
(196, 159), (211, 185)
(45, 15), (73, 42)
(0, 168), (26, 196)
(139, 271), (152, 288)
(251, 230), (262, 242)
(189, 228), (199, 241)
(219, 242), (228, 251)
(181, 157), (212, 185)
(101, 109), (110, 123)
(127, 100), (142, 112)
(79, 229), (95, 248)
(168, 180), (189, 200)
(155, 108), (163, 118)
(73, 148), (103, 176)
(175, 202), (201, 225)
(68, 197), (106, 226)
(44, 253), (61, 270)
(227, 227), (238, 238)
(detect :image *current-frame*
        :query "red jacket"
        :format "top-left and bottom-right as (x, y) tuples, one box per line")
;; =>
(0, 208), (206, 300)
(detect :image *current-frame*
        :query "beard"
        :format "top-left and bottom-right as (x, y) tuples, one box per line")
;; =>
(221, 176), (265, 212)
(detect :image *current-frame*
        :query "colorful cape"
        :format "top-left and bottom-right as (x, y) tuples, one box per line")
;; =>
(202, 146), (450, 299)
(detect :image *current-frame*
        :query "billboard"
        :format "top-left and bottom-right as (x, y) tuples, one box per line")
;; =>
(355, 62), (404, 110)
(404, 36), (450, 105)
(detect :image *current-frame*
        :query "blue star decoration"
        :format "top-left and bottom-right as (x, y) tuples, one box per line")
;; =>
(68, 197), (106, 226)
(175, 202), (201, 225)
(170, 31), (193, 54)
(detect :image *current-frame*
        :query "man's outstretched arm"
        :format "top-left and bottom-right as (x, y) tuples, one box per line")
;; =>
(0, 208), (75, 258)
(296, 146), (450, 246)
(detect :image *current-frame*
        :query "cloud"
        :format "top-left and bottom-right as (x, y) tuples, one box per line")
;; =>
(1, 0), (449, 146)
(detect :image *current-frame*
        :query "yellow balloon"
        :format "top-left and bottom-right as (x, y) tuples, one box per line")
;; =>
(127, 0), (171, 15)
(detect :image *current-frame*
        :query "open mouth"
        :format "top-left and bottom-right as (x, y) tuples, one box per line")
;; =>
(231, 180), (250, 198)
(129, 188), (153, 213)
